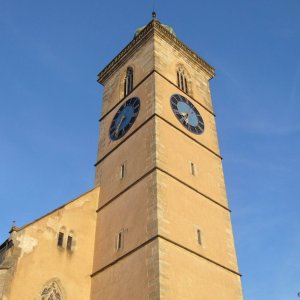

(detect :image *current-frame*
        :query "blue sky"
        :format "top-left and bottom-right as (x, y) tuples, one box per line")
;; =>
(0, 1), (299, 299)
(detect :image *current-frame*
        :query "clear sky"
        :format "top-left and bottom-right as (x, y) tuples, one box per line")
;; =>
(0, 1), (299, 299)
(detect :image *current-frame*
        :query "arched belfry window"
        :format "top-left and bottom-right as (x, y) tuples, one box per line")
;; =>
(177, 66), (189, 94)
(124, 67), (133, 97)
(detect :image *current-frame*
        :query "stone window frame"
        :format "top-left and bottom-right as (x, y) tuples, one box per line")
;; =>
(115, 228), (128, 252)
(57, 227), (75, 252)
(39, 278), (66, 300)
(190, 161), (196, 176)
(123, 66), (134, 97)
(197, 228), (203, 246)
(120, 162), (127, 179)
(57, 227), (66, 248)
(176, 64), (192, 96)
(66, 230), (75, 252)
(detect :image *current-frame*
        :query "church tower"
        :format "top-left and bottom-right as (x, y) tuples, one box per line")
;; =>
(91, 18), (244, 300)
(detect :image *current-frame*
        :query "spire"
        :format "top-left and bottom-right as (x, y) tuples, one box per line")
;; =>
(152, 11), (157, 20)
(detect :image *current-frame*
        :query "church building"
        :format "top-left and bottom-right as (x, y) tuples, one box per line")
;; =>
(0, 16), (244, 300)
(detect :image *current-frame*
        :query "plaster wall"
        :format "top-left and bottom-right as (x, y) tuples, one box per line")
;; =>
(154, 72), (220, 156)
(96, 72), (155, 164)
(100, 37), (154, 117)
(96, 118), (156, 207)
(3, 188), (99, 300)
(159, 238), (243, 300)
(156, 170), (238, 272)
(91, 239), (160, 300)
(93, 172), (157, 272)
(154, 34), (214, 112)
(156, 117), (227, 207)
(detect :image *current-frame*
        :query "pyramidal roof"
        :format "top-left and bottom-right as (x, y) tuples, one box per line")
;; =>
(134, 23), (176, 38)
(134, 12), (176, 38)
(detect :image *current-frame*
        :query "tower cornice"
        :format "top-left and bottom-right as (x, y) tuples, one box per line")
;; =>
(97, 20), (215, 84)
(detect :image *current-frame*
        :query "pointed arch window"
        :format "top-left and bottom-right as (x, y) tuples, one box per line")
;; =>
(124, 67), (134, 97)
(177, 66), (188, 94)
(40, 281), (63, 300)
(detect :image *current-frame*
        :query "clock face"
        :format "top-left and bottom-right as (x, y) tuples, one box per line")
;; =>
(170, 94), (204, 134)
(109, 97), (140, 141)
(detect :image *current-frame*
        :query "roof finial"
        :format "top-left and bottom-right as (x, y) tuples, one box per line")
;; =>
(152, 0), (157, 19)
(9, 220), (18, 234)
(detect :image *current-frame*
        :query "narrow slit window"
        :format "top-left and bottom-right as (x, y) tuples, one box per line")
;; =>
(116, 231), (123, 251)
(57, 232), (64, 247)
(197, 229), (202, 245)
(190, 162), (195, 176)
(67, 236), (73, 251)
(120, 164), (125, 179)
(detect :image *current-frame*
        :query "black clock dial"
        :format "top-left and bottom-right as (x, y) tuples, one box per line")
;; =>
(109, 97), (140, 141)
(170, 94), (204, 134)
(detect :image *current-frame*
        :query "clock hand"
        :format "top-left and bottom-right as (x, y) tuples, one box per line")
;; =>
(184, 107), (194, 124)
(181, 111), (190, 124)
(115, 115), (126, 136)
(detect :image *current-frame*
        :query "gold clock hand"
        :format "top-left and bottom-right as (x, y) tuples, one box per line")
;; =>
(115, 115), (126, 136)
(181, 111), (190, 124)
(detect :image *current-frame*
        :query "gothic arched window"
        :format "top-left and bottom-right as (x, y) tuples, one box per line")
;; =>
(176, 66), (188, 94)
(124, 67), (133, 97)
(40, 281), (63, 300)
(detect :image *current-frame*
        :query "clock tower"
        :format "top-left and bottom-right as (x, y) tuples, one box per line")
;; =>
(91, 18), (244, 300)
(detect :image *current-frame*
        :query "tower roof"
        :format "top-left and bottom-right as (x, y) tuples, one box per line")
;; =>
(134, 23), (176, 38)
(98, 19), (215, 84)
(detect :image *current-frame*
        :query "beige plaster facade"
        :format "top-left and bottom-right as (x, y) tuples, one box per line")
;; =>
(0, 17), (244, 300)
(92, 19), (244, 300)
(0, 187), (99, 300)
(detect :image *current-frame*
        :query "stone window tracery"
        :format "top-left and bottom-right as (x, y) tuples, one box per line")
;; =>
(40, 281), (63, 300)
(176, 65), (191, 95)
